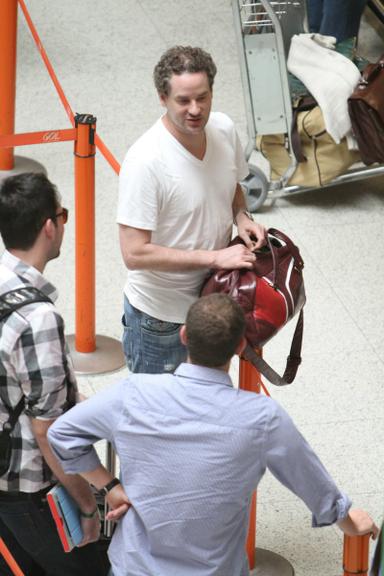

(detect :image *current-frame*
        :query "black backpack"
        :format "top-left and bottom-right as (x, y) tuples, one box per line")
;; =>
(0, 287), (51, 475)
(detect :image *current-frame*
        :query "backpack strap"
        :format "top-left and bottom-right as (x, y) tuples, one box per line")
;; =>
(0, 287), (52, 323)
(242, 309), (304, 386)
(2, 396), (25, 435)
(0, 286), (52, 428)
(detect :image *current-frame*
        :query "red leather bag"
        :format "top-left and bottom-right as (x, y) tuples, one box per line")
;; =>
(201, 228), (305, 385)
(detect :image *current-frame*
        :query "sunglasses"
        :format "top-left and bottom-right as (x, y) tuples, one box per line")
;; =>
(53, 207), (69, 224)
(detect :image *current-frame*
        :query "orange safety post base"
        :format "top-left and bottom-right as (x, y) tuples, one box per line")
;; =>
(0, 538), (24, 576)
(343, 534), (370, 576)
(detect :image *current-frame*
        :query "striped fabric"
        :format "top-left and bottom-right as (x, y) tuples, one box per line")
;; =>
(0, 251), (77, 493)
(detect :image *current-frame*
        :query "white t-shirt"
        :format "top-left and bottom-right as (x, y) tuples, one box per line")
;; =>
(117, 111), (248, 323)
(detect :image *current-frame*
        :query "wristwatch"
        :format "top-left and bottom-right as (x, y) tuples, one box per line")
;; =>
(99, 477), (121, 497)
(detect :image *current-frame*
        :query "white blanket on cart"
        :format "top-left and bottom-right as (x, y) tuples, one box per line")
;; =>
(287, 34), (361, 145)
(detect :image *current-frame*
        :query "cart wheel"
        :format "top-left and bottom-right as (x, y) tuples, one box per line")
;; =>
(241, 168), (268, 212)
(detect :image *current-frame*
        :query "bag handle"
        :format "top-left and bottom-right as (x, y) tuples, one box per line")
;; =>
(242, 308), (304, 386)
(266, 228), (304, 290)
(360, 56), (384, 85)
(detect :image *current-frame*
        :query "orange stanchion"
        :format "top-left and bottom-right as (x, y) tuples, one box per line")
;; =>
(239, 356), (262, 570)
(74, 114), (96, 353)
(17, 0), (121, 175)
(17, 0), (75, 127)
(0, 538), (24, 576)
(0, 128), (76, 149)
(0, 0), (18, 170)
(247, 492), (257, 570)
(343, 534), (370, 576)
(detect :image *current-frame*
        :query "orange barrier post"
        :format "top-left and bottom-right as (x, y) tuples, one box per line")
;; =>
(239, 356), (262, 570)
(343, 534), (370, 576)
(0, 538), (24, 576)
(74, 114), (96, 353)
(0, 0), (18, 170)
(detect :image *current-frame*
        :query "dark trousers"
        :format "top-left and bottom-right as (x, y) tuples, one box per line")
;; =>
(0, 492), (108, 576)
(306, 0), (367, 43)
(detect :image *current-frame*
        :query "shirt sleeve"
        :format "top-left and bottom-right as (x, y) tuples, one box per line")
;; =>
(117, 152), (162, 230)
(234, 129), (249, 183)
(14, 306), (75, 420)
(265, 402), (351, 527)
(48, 380), (126, 474)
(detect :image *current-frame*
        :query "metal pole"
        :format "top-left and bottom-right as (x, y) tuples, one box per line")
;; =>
(0, 0), (17, 170)
(343, 534), (370, 576)
(74, 113), (96, 353)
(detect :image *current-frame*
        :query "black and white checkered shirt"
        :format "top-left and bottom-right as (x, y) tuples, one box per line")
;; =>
(0, 251), (77, 493)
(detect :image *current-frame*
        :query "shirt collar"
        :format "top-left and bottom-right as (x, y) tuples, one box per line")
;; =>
(1, 250), (58, 302)
(174, 363), (234, 388)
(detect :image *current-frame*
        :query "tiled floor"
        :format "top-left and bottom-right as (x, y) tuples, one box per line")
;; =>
(1, 1), (383, 574)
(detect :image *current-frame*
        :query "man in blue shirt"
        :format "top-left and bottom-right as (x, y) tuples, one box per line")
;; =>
(48, 294), (378, 576)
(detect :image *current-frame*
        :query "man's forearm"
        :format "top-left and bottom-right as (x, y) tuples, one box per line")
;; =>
(31, 418), (97, 514)
(232, 183), (248, 223)
(122, 241), (217, 272)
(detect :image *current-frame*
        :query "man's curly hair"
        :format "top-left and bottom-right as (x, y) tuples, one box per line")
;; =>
(153, 46), (217, 96)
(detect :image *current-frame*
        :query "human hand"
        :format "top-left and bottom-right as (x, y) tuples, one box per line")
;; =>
(235, 213), (267, 251)
(78, 513), (101, 546)
(105, 484), (131, 522)
(338, 508), (379, 539)
(212, 243), (256, 270)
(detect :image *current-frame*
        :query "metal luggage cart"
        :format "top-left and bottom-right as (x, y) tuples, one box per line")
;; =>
(232, 0), (384, 211)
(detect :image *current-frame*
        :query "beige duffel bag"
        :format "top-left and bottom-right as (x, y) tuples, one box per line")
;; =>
(257, 104), (361, 187)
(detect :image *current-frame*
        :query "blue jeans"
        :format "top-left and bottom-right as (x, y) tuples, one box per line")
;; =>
(306, 0), (367, 42)
(0, 492), (108, 576)
(122, 297), (187, 374)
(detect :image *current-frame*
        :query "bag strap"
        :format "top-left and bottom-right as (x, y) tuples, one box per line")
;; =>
(291, 95), (317, 163)
(0, 286), (52, 429)
(0, 287), (52, 323)
(2, 396), (25, 435)
(242, 309), (304, 386)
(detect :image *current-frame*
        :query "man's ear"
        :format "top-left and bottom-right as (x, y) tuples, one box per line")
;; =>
(179, 325), (187, 346)
(41, 218), (55, 240)
(235, 336), (247, 357)
(159, 93), (167, 108)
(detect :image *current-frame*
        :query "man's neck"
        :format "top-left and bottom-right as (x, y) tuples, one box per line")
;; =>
(186, 357), (230, 373)
(162, 116), (206, 160)
(9, 249), (46, 273)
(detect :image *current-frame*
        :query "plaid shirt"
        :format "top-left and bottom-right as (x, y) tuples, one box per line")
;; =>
(0, 251), (77, 493)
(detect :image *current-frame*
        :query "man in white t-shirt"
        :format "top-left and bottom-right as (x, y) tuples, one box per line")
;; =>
(117, 46), (266, 374)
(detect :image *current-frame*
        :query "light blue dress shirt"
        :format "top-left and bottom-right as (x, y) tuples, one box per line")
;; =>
(48, 363), (351, 576)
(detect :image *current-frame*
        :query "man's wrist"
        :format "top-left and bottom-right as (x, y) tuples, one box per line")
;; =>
(233, 209), (253, 225)
(80, 505), (99, 519)
(99, 477), (121, 497)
